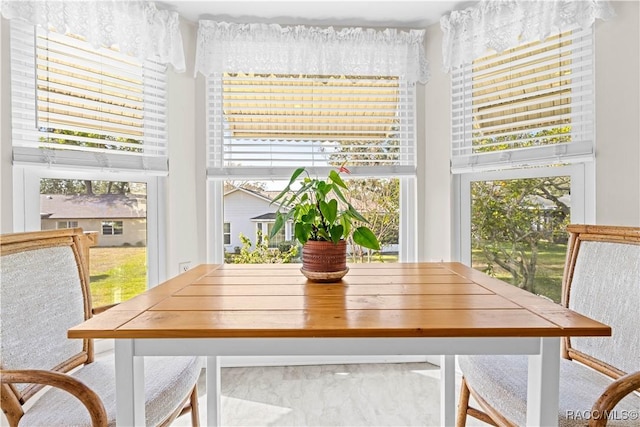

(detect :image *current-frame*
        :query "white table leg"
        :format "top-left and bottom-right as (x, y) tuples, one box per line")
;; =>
(526, 337), (561, 426)
(114, 339), (145, 426)
(206, 356), (222, 426)
(440, 355), (456, 427)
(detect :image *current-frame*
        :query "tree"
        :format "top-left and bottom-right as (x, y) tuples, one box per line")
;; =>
(471, 176), (570, 292)
(344, 178), (399, 261)
(40, 179), (133, 195)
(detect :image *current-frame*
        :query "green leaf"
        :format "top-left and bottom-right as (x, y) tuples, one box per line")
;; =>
(330, 224), (344, 243)
(353, 226), (380, 250)
(269, 213), (285, 240)
(340, 215), (351, 237)
(295, 223), (310, 244)
(316, 181), (330, 198)
(301, 210), (316, 224)
(317, 228), (331, 241)
(331, 184), (348, 205)
(329, 170), (348, 189)
(270, 168), (305, 206)
(288, 167), (305, 186)
(347, 205), (369, 223)
(271, 186), (291, 205)
(319, 199), (338, 224)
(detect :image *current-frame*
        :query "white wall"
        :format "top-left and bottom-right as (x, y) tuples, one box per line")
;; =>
(594, 0), (640, 226)
(164, 19), (207, 278)
(420, 22), (453, 262)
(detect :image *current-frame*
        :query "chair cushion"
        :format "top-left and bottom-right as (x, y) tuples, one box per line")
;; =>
(459, 355), (640, 427)
(1, 246), (86, 396)
(568, 241), (640, 374)
(20, 355), (202, 427)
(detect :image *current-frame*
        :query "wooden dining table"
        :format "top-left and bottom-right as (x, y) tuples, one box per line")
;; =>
(69, 262), (611, 426)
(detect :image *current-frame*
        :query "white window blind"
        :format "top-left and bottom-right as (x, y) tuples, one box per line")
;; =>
(207, 73), (416, 179)
(10, 21), (168, 173)
(451, 25), (595, 173)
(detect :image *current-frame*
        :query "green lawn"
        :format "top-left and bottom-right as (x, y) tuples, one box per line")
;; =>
(472, 242), (567, 303)
(89, 247), (147, 308)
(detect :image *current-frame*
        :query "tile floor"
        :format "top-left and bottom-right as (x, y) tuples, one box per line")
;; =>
(172, 362), (490, 426)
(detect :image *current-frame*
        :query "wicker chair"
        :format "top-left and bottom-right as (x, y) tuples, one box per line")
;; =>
(456, 225), (640, 427)
(0, 228), (202, 426)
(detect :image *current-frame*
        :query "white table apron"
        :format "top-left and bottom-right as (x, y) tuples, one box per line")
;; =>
(114, 336), (561, 427)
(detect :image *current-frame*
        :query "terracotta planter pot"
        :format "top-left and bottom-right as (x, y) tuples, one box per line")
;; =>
(301, 240), (348, 282)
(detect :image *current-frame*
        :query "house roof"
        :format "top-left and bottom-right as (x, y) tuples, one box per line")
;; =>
(224, 186), (275, 204)
(251, 212), (277, 221)
(40, 194), (147, 219)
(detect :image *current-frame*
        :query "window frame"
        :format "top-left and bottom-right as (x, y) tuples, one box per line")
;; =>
(56, 220), (78, 229)
(101, 220), (124, 236)
(207, 176), (417, 264)
(452, 23), (597, 266)
(9, 19), (170, 288)
(13, 166), (166, 288)
(453, 163), (595, 265)
(223, 222), (231, 246)
(204, 72), (420, 264)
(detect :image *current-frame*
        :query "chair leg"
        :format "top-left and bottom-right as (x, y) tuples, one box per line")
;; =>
(189, 384), (200, 427)
(456, 377), (471, 427)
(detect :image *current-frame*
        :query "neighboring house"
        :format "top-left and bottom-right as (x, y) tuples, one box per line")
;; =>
(223, 187), (292, 253)
(223, 186), (399, 254)
(40, 194), (147, 247)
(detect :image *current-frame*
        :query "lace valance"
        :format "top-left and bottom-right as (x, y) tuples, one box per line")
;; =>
(440, 0), (615, 73)
(195, 21), (429, 84)
(0, 0), (185, 72)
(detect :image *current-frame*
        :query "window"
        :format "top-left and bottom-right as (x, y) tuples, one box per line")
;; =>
(102, 221), (124, 235)
(223, 222), (231, 245)
(257, 222), (285, 248)
(207, 73), (417, 262)
(199, 22), (426, 264)
(56, 221), (78, 229)
(453, 25), (595, 300)
(11, 20), (168, 298)
(221, 179), (400, 264)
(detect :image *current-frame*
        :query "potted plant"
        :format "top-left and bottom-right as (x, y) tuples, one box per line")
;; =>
(269, 166), (381, 281)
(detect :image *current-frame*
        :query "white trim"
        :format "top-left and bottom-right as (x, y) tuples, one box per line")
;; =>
(207, 180), (225, 263)
(400, 176), (417, 262)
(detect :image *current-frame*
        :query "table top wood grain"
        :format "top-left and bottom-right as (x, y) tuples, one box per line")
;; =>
(68, 263), (611, 339)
